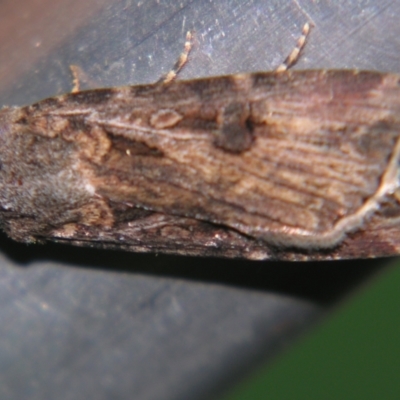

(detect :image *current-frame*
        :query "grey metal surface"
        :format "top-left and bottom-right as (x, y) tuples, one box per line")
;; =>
(0, 1), (398, 399)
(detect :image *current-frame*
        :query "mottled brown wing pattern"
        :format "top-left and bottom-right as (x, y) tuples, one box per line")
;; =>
(1, 70), (400, 259)
(28, 70), (400, 249)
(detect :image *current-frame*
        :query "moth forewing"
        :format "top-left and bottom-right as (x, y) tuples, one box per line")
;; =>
(0, 24), (400, 260)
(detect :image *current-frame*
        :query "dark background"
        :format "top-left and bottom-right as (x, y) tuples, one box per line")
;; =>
(0, 1), (399, 399)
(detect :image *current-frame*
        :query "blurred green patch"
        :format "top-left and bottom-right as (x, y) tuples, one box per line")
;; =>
(222, 259), (400, 400)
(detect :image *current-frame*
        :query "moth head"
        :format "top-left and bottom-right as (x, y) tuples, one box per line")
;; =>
(0, 107), (93, 241)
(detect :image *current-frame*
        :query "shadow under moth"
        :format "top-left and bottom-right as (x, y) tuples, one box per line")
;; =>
(0, 23), (400, 261)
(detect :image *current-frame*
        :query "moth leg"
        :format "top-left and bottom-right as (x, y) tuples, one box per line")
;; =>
(69, 65), (98, 92)
(70, 65), (81, 93)
(157, 31), (194, 84)
(275, 22), (311, 72)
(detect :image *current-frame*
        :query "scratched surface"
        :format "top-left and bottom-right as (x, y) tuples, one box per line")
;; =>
(0, 1), (398, 400)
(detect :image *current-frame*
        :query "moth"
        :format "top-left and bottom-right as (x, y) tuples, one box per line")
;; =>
(0, 23), (400, 261)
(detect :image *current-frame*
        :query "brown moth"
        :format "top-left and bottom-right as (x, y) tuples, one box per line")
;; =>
(0, 24), (400, 261)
